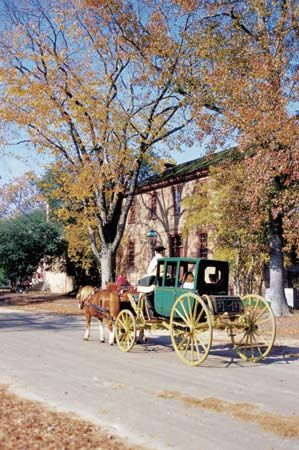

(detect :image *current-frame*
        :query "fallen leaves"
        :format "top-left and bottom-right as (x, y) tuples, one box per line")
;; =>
(0, 385), (134, 450)
(157, 390), (299, 439)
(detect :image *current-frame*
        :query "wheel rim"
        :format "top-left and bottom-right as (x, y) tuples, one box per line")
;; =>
(115, 309), (136, 352)
(170, 293), (212, 366)
(232, 294), (276, 362)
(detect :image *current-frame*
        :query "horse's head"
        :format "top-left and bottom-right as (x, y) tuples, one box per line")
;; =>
(77, 285), (95, 310)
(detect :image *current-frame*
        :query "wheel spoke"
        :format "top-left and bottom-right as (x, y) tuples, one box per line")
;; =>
(193, 338), (200, 359)
(257, 316), (273, 325)
(172, 320), (188, 328)
(255, 305), (269, 321)
(180, 299), (192, 324)
(174, 305), (189, 324)
(170, 293), (212, 366)
(177, 335), (189, 350)
(183, 337), (191, 358)
(233, 295), (276, 362)
(194, 307), (205, 324)
(115, 310), (136, 352)
(194, 331), (208, 353)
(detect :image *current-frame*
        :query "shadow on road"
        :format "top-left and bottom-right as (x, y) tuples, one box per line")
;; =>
(130, 334), (299, 366)
(0, 291), (75, 306)
(0, 311), (82, 332)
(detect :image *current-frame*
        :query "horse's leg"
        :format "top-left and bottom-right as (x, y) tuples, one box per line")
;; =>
(84, 312), (91, 340)
(106, 319), (114, 345)
(107, 293), (120, 345)
(98, 319), (105, 343)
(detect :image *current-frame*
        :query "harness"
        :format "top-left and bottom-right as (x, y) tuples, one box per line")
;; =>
(80, 290), (114, 321)
(79, 291), (95, 309)
(89, 304), (110, 315)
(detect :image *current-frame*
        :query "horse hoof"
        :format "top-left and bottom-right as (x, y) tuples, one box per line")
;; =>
(109, 341), (114, 346)
(83, 337), (89, 341)
(100, 339), (105, 343)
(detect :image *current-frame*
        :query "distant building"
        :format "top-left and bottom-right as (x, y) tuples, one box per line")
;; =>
(33, 258), (74, 294)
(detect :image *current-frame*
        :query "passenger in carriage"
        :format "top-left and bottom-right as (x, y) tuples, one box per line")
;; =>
(182, 271), (194, 289)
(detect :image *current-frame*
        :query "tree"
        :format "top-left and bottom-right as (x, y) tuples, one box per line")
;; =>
(0, 210), (66, 289)
(0, 172), (44, 219)
(0, 267), (8, 286)
(180, 0), (299, 315)
(0, 0), (204, 286)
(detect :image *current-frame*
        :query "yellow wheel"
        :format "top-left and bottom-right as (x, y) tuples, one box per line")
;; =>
(115, 309), (136, 352)
(170, 293), (213, 366)
(232, 294), (276, 362)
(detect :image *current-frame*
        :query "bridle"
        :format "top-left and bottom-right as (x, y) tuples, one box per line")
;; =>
(78, 291), (96, 310)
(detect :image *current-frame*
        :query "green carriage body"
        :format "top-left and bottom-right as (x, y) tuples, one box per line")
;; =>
(153, 257), (230, 318)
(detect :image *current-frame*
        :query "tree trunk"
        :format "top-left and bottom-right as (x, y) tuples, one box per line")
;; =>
(268, 215), (290, 316)
(100, 244), (116, 288)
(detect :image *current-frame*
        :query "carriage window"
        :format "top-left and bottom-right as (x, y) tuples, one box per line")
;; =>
(204, 267), (221, 284)
(179, 263), (196, 287)
(156, 261), (165, 286)
(164, 262), (177, 287)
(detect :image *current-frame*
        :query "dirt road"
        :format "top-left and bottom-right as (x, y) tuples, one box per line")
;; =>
(1, 305), (299, 450)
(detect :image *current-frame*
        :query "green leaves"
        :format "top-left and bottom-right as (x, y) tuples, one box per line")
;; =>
(0, 210), (66, 282)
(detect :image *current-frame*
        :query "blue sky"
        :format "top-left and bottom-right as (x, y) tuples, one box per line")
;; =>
(1, 146), (52, 184)
(0, 145), (203, 185)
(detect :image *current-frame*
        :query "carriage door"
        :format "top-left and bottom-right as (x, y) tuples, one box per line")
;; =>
(154, 260), (178, 317)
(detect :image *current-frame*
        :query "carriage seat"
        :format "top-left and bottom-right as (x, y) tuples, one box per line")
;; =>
(137, 284), (155, 294)
(137, 275), (156, 294)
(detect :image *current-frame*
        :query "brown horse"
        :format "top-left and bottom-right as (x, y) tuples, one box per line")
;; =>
(76, 285), (95, 303)
(78, 287), (120, 345)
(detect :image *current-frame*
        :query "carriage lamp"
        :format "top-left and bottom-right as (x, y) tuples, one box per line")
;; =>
(147, 229), (158, 258)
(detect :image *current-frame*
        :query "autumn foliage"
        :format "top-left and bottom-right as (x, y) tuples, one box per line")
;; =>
(0, 0), (298, 313)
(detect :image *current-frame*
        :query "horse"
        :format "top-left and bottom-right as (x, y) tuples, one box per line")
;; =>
(78, 287), (120, 345)
(76, 285), (95, 303)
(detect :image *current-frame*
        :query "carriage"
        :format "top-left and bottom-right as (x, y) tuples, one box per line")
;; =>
(115, 257), (276, 366)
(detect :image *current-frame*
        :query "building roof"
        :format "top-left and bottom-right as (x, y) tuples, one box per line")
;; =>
(136, 147), (233, 193)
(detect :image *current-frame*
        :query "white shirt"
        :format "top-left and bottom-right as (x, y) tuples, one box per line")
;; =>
(147, 252), (163, 275)
(183, 281), (194, 289)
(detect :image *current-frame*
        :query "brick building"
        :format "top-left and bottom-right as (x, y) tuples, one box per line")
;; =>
(119, 151), (227, 285)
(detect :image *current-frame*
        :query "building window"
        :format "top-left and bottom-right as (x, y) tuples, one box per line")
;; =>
(127, 241), (135, 268)
(128, 198), (136, 224)
(170, 234), (182, 257)
(197, 232), (208, 258)
(149, 191), (158, 219)
(172, 185), (182, 216)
